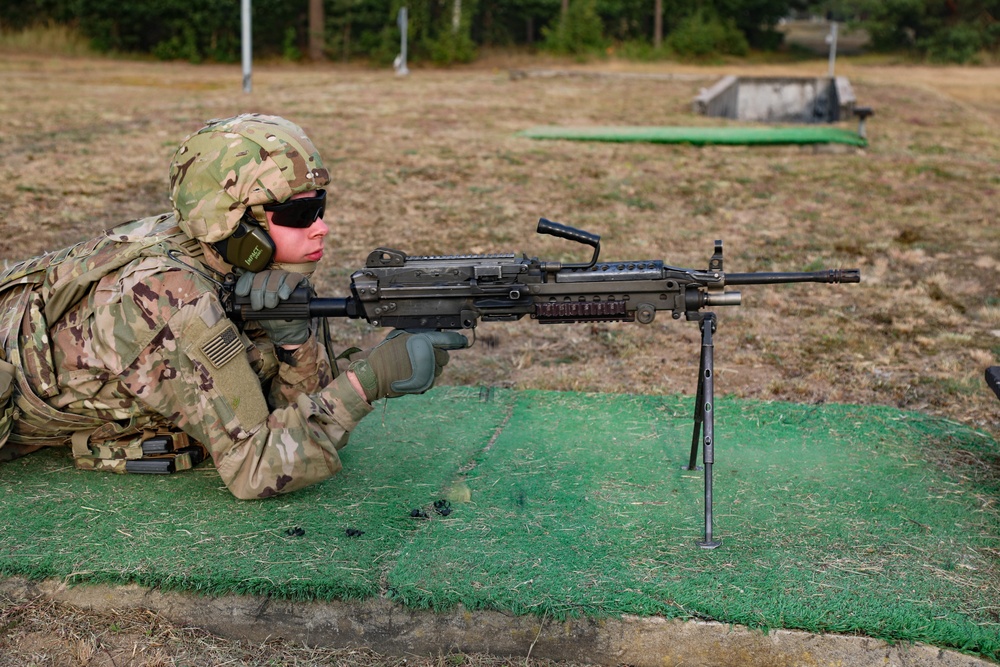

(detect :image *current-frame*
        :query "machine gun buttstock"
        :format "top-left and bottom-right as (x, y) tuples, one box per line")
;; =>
(229, 287), (357, 321)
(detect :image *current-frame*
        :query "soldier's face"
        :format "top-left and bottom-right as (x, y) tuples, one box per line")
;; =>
(266, 190), (330, 264)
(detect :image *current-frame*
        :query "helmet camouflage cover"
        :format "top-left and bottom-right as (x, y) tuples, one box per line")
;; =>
(169, 113), (331, 243)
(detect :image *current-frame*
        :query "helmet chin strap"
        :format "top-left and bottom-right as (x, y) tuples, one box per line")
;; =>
(270, 261), (318, 276)
(248, 203), (269, 227)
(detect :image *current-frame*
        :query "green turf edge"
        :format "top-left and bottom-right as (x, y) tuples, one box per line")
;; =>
(518, 126), (869, 146)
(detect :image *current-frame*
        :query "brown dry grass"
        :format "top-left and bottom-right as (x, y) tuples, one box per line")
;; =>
(1, 52), (998, 663)
(0, 592), (587, 666)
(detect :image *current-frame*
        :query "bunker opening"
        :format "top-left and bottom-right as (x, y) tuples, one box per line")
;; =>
(694, 76), (871, 133)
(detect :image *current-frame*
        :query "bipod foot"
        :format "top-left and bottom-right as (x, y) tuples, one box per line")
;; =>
(697, 538), (722, 550)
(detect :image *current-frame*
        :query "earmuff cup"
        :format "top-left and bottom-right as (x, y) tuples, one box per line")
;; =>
(214, 216), (275, 273)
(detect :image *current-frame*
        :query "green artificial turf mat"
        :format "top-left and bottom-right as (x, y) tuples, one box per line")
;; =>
(0, 387), (508, 601)
(1, 388), (997, 659)
(519, 125), (869, 146)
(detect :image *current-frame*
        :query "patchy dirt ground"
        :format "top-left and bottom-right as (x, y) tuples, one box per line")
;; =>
(0, 592), (596, 667)
(0, 52), (998, 664)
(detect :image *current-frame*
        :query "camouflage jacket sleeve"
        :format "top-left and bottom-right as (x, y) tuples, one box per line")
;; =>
(242, 324), (334, 408)
(98, 266), (373, 499)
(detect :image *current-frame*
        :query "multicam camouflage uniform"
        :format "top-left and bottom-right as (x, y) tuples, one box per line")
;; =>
(0, 114), (373, 499)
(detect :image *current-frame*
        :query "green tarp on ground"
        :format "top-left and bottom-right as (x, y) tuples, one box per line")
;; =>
(519, 125), (868, 146)
(0, 388), (996, 660)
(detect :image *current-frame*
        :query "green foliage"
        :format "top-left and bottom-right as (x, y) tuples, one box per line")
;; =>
(428, 24), (478, 63)
(664, 9), (749, 58)
(367, 0), (479, 64)
(283, 26), (304, 61)
(841, 0), (1000, 63)
(613, 39), (669, 61)
(1, 0), (782, 63)
(920, 23), (984, 64)
(852, 0), (929, 51)
(1, 0), (291, 62)
(327, 0), (398, 61)
(595, 0), (654, 42)
(712, 0), (791, 47)
(541, 0), (607, 57)
(472, 0), (561, 46)
(0, 21), (95, 56)
(151, 25), (203, 63)
(9, 0), (998, 64)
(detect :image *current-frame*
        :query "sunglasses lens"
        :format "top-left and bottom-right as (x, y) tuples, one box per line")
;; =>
(265, 190), (326, 228)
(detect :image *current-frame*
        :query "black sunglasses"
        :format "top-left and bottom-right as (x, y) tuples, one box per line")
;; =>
(263, 190), (326, 228)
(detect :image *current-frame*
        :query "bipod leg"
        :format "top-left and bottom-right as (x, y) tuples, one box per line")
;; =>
(695, 314), (721, 550)
(684, 327), (707, 472)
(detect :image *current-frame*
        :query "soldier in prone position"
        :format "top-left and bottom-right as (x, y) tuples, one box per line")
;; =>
(0, 114), (467, 499)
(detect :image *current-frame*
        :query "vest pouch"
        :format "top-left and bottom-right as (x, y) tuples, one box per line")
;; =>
(7, 290), (105, 445)
(0, 350), (39, 463)
(0, 349), (16, 449)
(73, 428), (208, 475)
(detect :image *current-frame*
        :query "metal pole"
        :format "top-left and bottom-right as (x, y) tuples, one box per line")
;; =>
(395, 7), (410, 76)
(827, 21), (838, 78)
(241, 0), (252, 93)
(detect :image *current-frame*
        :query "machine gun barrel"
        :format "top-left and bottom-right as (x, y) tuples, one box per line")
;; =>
(726, 269), (861, 285)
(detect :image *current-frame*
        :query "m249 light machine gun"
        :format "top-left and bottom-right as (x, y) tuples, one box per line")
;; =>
(227, 219), (861, 548)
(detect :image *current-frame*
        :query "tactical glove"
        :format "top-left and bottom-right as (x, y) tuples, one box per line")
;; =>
(234, 270), (311, 346)
(350, 330), (469, 402)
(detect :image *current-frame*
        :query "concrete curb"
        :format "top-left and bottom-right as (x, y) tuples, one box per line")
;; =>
(1, 577), (993, 666)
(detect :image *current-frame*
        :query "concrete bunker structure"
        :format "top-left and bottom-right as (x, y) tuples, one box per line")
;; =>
(694, 75), (860, 124)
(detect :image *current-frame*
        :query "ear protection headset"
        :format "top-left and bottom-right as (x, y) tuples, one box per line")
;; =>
(213, 212), (275, 273)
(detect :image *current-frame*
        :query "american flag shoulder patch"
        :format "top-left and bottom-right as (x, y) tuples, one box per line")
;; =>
(202, 326), (243, 368)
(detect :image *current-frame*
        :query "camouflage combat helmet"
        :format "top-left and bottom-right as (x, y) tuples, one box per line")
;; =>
(168, 113), (331, 243)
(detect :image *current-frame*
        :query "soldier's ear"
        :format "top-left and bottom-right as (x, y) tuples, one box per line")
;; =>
(213, 214), (275, 272)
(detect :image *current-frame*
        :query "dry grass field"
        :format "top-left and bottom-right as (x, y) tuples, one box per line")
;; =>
(0, 51), (998, 665)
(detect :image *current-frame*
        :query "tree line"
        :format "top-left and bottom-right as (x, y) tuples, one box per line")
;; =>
(3, 0), (998, 64)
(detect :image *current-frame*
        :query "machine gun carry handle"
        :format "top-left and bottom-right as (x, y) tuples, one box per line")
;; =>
(536, 218), (601, 270)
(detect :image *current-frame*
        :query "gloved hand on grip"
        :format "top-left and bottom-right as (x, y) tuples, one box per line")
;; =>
(350, 330), (469, 402)
(234, 270), (311, 346)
